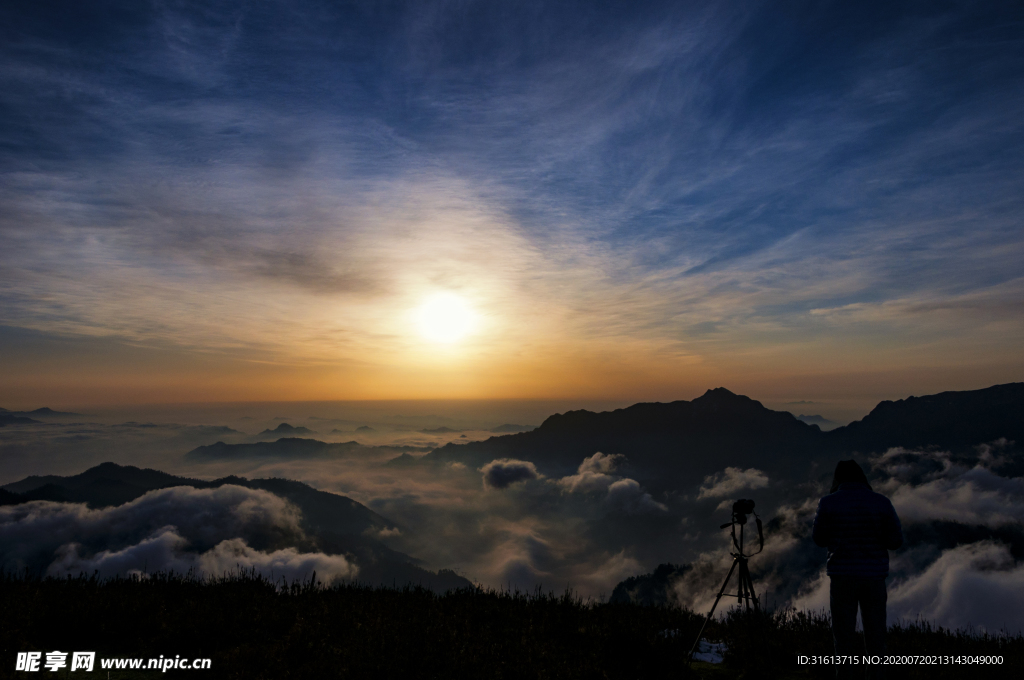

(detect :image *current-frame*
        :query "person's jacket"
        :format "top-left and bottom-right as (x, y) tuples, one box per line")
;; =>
(811, 482), (903, 577)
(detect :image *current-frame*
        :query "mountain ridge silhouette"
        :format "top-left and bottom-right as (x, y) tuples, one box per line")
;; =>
(1, 462), (472, 592)
(415, 383), (1024, 489)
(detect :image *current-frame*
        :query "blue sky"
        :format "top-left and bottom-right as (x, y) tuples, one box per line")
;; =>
(1, 0), (1022, 405)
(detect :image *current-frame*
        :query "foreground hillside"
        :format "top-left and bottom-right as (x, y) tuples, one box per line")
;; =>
(2, 572), (1020, 679)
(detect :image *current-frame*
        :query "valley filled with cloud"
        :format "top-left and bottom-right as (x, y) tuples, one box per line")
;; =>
(3, 386), (1022, 633)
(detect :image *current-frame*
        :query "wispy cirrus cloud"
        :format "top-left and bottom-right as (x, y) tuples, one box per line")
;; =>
(1, 1), (1022, 400)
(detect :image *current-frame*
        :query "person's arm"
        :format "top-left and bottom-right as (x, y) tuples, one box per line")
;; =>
(812, 498), (829, 547)
(883, 499), (903, 550)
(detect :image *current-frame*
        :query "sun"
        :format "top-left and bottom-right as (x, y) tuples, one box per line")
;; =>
(415, 293), (478, 344)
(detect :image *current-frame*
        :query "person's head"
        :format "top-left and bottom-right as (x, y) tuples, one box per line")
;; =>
(830, 460), (871, 494)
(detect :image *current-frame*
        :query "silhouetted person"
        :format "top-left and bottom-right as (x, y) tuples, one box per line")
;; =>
(812, 460), (902, 680)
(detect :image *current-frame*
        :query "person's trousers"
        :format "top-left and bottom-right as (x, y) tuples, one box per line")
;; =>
(830, 575), (887, 680)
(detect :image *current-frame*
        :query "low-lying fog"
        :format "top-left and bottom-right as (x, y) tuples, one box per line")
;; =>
(2, 399), (1022, 634)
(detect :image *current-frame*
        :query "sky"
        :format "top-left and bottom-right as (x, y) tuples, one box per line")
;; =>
(2, 0), (1023, 407)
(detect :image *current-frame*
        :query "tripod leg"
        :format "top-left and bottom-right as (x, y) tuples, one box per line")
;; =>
(737, 559), (747, 607)
(737, 559), (760, 611)
(688, 558), (738, 659)
(737, 561), (747, 606)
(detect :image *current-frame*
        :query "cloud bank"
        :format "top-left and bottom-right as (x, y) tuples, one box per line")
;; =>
(557, 453), (667, 514)
(480, 459), (542, 489)
(697, 467), (770, 500)
(0, 485), (357, 583)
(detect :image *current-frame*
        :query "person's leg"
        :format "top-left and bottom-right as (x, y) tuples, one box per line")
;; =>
(830, 575), (861, 680)
(859, 577), (888, 680)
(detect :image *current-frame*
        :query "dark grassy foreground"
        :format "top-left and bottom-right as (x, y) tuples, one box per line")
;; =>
(1, 573), (1021, 680)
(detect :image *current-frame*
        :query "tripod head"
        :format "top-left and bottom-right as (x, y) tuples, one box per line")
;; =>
(718, 498), (763, 557)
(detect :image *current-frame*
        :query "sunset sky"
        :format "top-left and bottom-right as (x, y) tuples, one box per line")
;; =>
(2, 0), (1022, 407)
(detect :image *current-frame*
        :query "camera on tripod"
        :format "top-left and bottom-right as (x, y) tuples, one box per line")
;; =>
(716, 497), (763, 562)
(722, 498), (756, 528)
(689, 497), (765, 661)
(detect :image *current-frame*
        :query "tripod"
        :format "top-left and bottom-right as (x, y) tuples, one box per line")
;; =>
(688, 500), (764, 660)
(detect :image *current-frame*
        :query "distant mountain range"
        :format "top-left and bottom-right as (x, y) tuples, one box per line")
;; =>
(0, 406), (82, 426)
(794, 414), (834, 428)
(1, 462), (472, 591)
(412, 383), (1024, 490)
(179, 384), (1024, 493)
(0, 407), (81, 416)
(258, 422), (315, 436)
(188, 437), (430, 460)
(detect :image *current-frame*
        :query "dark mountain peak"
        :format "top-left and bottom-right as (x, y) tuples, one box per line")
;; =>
(27, 407), (80, 416)
(527, 388), (804, 438)
(0, 407), (79, 418)
(692, 387), (768, 413)
(830, 382), (1024, 452)
(77, 461), (150, 477)
(2, 463), (206, 507)
(70, 462), (203, 490)
(428, 387), (821, 477)
(698, 387), (739, 400)
(90, 461), (127, 472)
(210, 475), (250, 486)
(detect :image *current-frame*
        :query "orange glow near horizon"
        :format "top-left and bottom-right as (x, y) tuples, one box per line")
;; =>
(2, 324), (1021, 422)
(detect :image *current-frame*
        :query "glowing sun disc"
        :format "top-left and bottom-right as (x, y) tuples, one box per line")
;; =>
(415, 293), (477, 344)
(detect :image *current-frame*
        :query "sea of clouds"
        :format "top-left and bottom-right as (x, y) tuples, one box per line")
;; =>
(0, 484), (357, 583)
(1, 417), (1022, 632)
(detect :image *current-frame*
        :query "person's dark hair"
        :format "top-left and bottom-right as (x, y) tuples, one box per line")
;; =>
(830, 459), (871, 493)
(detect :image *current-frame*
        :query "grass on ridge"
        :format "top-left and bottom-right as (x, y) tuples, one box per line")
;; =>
(2, 571), (1020, 679)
